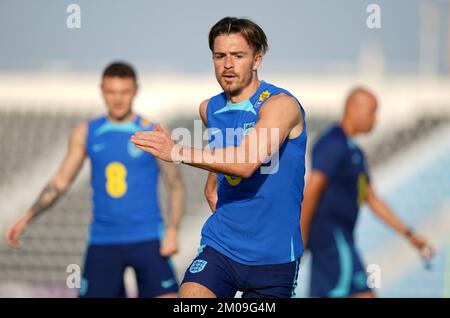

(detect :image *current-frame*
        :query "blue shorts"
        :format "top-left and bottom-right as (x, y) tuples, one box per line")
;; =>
(79, 239), (178, 298)
(182, 245), (300, 298)
(309, 231), (371, 297)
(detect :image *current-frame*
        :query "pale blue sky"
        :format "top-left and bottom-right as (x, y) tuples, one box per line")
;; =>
(0, 0), (448, 74)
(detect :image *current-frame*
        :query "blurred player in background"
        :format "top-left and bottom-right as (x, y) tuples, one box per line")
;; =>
(132, 17), (307, 298)
(5, 62), (185, 298)
(300, 87), (434, 298)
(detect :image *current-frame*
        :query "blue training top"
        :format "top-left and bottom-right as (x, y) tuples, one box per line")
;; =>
(86, 114), (163, 244)
(308, 125), (371, 252)
(201, 80), (307, 265)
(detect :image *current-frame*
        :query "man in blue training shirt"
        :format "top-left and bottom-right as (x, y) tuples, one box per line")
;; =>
(6, 62), (185, 298)
(132, 17), (307, 298)
(301, 87), (434, 298)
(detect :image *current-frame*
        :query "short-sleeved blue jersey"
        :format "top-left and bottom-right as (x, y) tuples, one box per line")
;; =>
(308, 125), (370, 251)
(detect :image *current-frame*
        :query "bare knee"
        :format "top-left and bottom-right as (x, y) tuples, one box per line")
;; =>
(351, 291), (376, 298)
(179, 282), (216, 298)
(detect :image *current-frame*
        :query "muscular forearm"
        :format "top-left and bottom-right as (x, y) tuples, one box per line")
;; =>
(300, 189), (321, 247)
(369, 197), (409, 235)
(204, 172), (218, 212)
(179, 146), (260, 178)
(300, 172), (328, 248)
(166, 182), (185, 231)
(369, 197), (434, 256)
(29, 181), (66, 220)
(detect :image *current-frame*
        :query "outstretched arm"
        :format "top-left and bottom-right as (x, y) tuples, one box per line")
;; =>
(300, 170), (328, 249)
(158, 159), (185, 257)
(5, 121), (87, 248)
(131, 94), (303, 178)
(366, 185), (434, 259)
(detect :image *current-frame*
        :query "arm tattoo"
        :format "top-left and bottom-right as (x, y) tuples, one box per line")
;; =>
(30, 182), (66, 218)
(163, 166), (185, 230)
